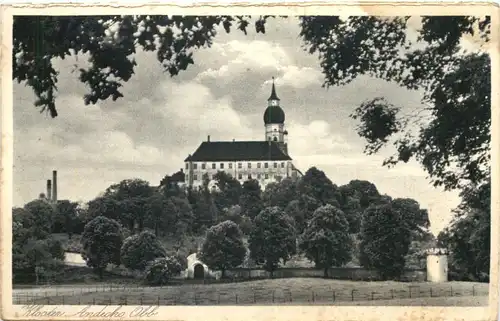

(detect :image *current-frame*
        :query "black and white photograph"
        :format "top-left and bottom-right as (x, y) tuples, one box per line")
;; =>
(2, 7), (497, 320)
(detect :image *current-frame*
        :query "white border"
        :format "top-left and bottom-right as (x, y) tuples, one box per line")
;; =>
(1, 3), (498, 321)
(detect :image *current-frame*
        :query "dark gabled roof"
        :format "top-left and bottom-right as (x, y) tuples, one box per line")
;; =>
(185, 141), (292, 162)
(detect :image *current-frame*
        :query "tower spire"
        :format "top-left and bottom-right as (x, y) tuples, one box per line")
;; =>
(268, 77), (280, 101)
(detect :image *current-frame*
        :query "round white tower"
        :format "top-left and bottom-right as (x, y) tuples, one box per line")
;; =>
(426, 248), (449, 283)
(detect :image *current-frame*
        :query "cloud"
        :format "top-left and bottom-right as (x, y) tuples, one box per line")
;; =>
(196, 39), (322, 90)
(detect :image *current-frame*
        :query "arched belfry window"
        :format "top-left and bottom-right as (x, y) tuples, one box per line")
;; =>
(273, 137), (278, 142)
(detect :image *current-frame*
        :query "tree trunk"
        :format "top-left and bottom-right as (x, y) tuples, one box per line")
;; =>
(98, 268), (104, 280)
(221, 269), (225, 279)
(324, 267), (329, 278)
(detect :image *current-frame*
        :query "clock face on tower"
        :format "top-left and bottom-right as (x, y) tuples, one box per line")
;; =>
(270, 100), (278, 106)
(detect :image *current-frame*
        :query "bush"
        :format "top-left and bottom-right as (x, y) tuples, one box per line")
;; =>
(121, 230), (166, 271)
(144, 256), (183, 286)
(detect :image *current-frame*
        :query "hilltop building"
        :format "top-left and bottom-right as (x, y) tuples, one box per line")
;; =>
(184, 79), (302, 189)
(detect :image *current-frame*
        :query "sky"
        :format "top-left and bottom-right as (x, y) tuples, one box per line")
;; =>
(13, 16), (482, 235)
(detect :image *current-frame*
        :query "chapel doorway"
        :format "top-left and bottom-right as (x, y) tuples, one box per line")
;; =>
(193, 263), (204, 279)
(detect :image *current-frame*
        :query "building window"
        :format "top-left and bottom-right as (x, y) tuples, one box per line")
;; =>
(212, 163), (216, 169)
(202, 163), (206, 170)
(238, 163), (242, 169)
(248, 174), (252, 179)
(257, 163), (261, 168)
(264, 162), (268, 168)
(229, 163), (233, 169)
(248, 163), (252, 169)
(274, 162), (277, 168)
(220, 163), (224, 169)
(194, 174), (198, 181)
(257, 174), (261, 179)
(281, 162), (285, 168)
(238, 174), (243, 180)
(265, 174), (269, 179)
(193, 163), (198, 170)
(185, 163), (189, 169)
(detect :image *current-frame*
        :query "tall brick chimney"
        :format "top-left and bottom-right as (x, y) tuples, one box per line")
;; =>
(46, 179), (52, 201)
(52, 170), (57, 203)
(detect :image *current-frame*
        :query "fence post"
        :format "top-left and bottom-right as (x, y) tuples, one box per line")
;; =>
(140, 295), (143, 305)
(351, 290), (356, 301)
(235, 294), (238, 304)
(391, 289), (394, 299)
(371, 292), (375, 300)
(62, 296), (65, 305)
(450, 286), (453, 297)
(430, 288), (433, 297)
(409, 286), (412, 298)
(272, 291), (275, 303)
(93, 297), (96, 305)
(473, 285), (476, 296)
(194, 293), (198, 305)
(157, 295), (160, 306)
(312, 291), (315, 303)
(218, 293), (221, 304)
(253, 292), (256, 304)
(332, 291), (336, 303)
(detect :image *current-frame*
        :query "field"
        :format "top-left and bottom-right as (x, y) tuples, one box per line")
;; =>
(13, 278), (489, 306)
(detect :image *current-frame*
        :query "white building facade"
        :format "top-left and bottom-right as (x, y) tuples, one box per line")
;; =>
(184, 79), (302, 190)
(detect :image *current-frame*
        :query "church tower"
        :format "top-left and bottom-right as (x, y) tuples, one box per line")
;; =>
(263, 78), (288, 154)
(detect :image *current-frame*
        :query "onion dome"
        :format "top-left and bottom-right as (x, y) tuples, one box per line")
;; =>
(264, 106), (285, 124)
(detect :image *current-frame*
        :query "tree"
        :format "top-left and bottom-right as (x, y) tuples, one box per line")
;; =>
(103, 178), (154, 231)
(144, 191), (168, 237)
(438, 180), (490, 281)
(81, 216), (123, 279)
(213, 171), (242, 211)
(391, 198), (430, 239)
(187, 176), (219, 232)
(144, 256), (183, 286)
(359, 203), (411, 280)
(23, 199), (55, 239)
(13, 238), (65, 284)
(164, 196), (195, 236)
(248, 206), (296, 277)
(295, 194), (323, 233)
(297, 167), (341, 207)
(53, 200), (80, 237)
(120, 230), (166, 271)
(299, 204), (352, 277)
(262, 177), (298, 209)
(300, 16), (491, 191)
(239, 179), (263, 219)
(12, 209), (66, 284)
(198, 220), (246, 278)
